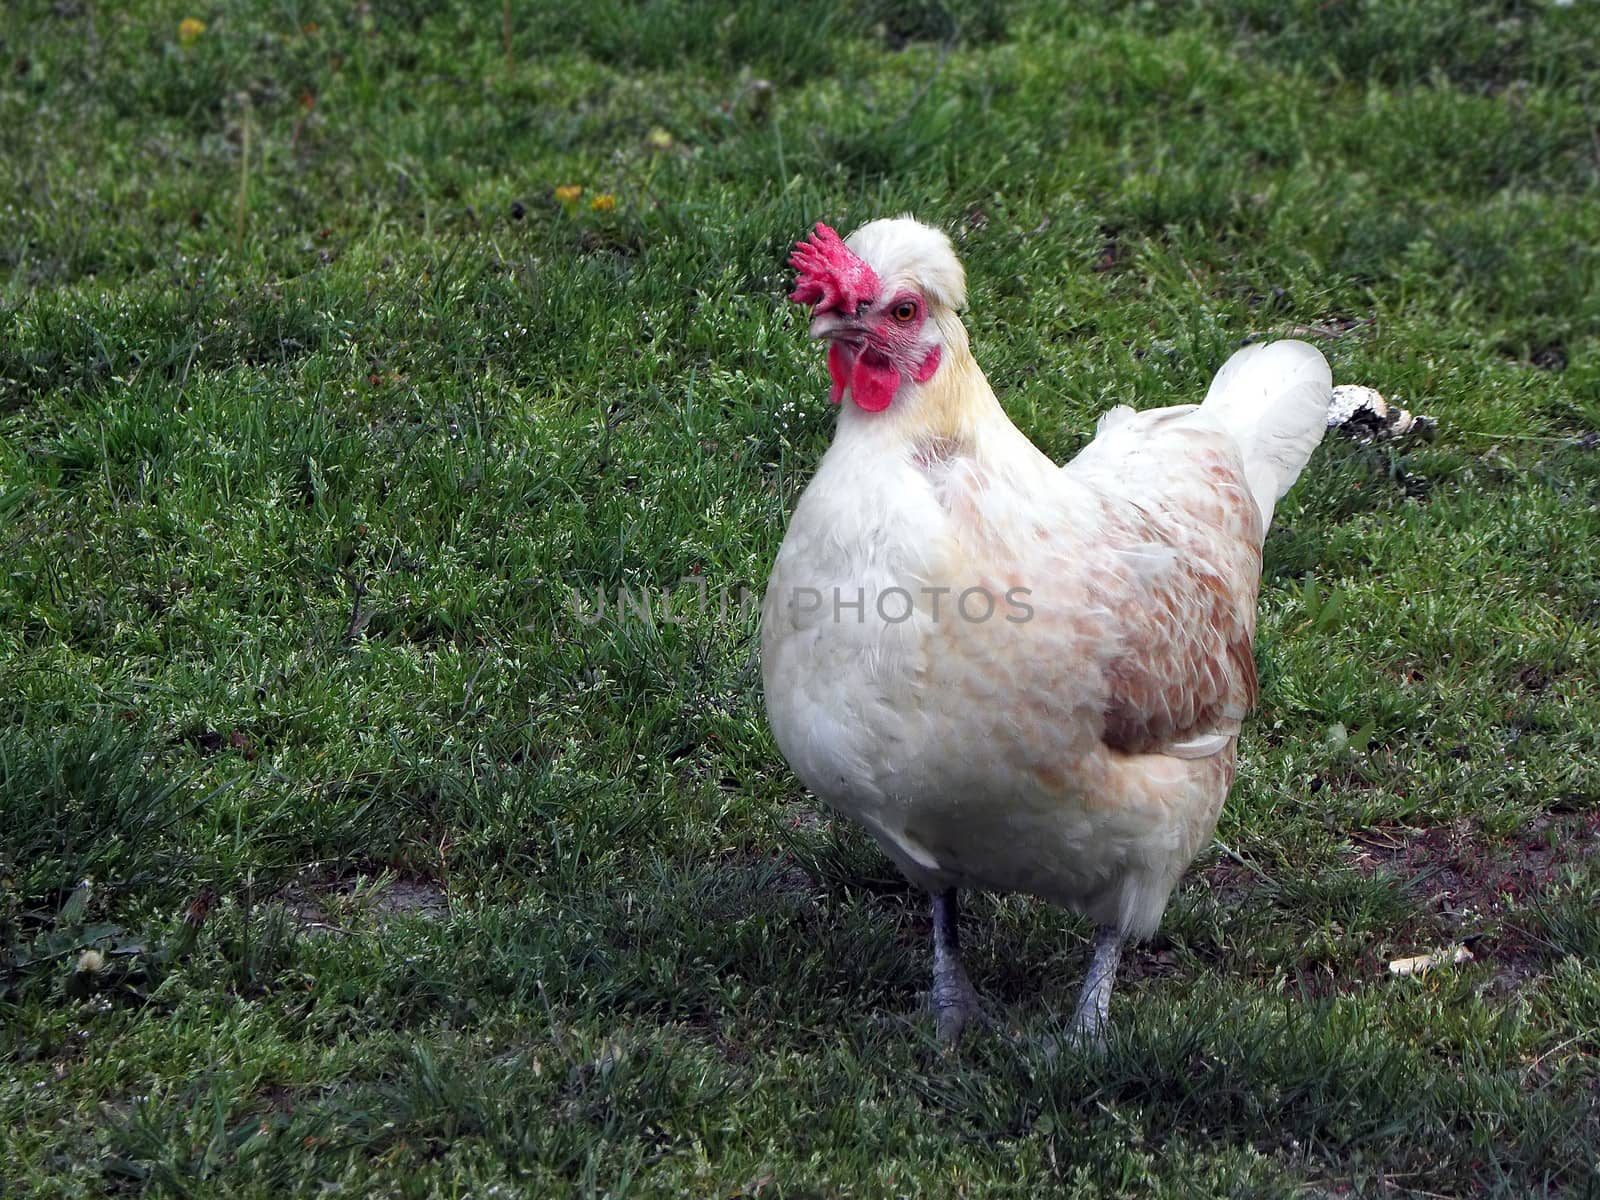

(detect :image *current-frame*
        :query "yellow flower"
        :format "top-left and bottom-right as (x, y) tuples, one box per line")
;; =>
(646, 127), (674, 150)
(589, 193), (616, 212)
(553, 185), (582, 205)
(178, 17), (206, 44)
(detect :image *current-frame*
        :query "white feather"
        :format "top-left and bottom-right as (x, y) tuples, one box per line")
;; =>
(1196, 340), (1332, 526)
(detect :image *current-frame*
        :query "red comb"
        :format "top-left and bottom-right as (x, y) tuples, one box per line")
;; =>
(787, 222), (880, 315)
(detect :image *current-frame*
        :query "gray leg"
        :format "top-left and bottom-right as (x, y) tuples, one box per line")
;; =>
(930, 889), (984, 1045)
(1068, 925), (1123, 1048)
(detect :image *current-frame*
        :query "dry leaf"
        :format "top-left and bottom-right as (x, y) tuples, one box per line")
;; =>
(1388, 944), (1474, 977)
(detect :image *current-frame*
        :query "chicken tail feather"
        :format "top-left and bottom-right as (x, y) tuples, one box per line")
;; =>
(1199, 339), (1332, 527)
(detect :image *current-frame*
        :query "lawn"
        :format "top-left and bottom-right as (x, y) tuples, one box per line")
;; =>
(3, 0), (1599, 1195)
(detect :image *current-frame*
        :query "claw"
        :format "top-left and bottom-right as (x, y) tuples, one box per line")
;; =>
(930, 974), (988, 1046)
(1065, 1006), (1109, 1053)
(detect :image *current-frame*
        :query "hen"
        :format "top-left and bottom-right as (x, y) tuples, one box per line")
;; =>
(761, 218), (1332, 1044)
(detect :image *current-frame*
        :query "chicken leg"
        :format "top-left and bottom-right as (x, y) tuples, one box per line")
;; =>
(930, 889), (984, 1045)
(1068, 925), (1123, 1047)
(933, 901), (1123, 1048)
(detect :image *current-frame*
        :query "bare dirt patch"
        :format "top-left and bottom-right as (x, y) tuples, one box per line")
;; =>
(280, 873), (449, 936)
(1346, 810), (1600, 987)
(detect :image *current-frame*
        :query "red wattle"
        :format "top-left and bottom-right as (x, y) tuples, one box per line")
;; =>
(850, 349), (901, 412)
(826, 341), (851, 405)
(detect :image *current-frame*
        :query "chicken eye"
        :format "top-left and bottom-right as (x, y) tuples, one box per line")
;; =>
(892, 300), (918, 323)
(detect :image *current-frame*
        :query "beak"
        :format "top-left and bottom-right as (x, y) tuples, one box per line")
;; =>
(808, 311), (864, 343)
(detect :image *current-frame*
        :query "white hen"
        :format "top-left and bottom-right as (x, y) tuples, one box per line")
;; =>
(761, 218), (1332, 1043)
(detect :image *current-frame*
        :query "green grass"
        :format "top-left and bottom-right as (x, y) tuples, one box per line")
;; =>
(3, 0), (1600, 1194)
